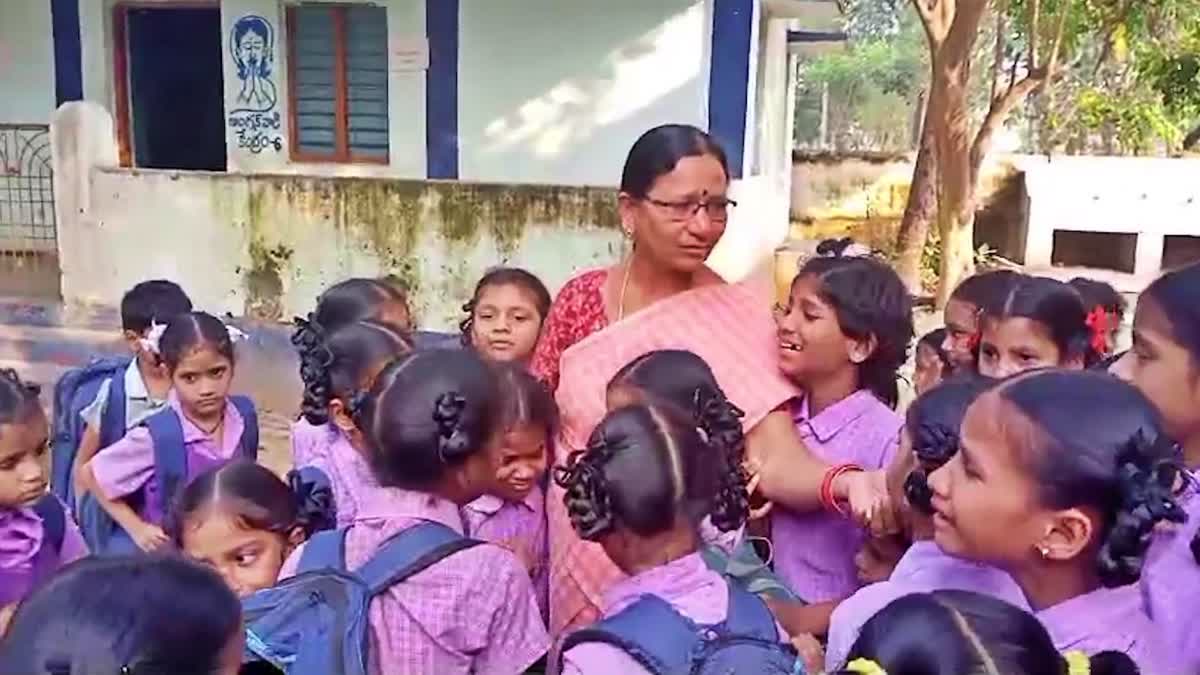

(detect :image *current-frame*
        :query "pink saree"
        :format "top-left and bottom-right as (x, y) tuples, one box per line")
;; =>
(547, 279), (797, 635)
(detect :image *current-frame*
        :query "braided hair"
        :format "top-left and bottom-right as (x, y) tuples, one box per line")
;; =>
(794, 244), (915, 409)
(996, 370), (1185, 588)
(294, 319), (411, 426)
(608, 350), (748, 531)
(355, 350), (499, 490)
(0, 369), (41, 429)
(902, 376), (995, 514)
(553, 402), (747, 542)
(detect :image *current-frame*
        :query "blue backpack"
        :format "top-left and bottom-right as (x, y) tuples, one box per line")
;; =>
(241, 521), (481, 675)
(560, 581), (799, 675)
(32, 494), (66, 558)
(50, 356), (131, 507)
(77, 396), (259, 554)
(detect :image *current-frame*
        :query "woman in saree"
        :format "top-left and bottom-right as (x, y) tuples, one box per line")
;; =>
(531, 124), (892, 636)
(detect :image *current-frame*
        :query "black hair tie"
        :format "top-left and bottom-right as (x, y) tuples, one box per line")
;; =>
(347, 390), (371, 428)
(287, 469), (336, 534)
(432, 392), (468, 462)
(553, 441), (616, 540)
(904, 468), (935, 514)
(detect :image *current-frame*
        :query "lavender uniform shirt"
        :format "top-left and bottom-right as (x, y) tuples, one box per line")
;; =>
(295, 422), (378, 529)
(90, 395), (246, 525)
(560, 552), (789, 675)
(280, 484), (548, 675)
(825, 540), (1027, 670)
(770, 391), (903, 602)
(1037, 584), (1178, 673)
(462, 489), (548, 622)
(1142, 471), (1200, 673)
(0, 498), (88, 605)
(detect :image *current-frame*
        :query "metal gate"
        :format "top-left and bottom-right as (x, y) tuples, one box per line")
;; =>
(0, 124), (60, 299)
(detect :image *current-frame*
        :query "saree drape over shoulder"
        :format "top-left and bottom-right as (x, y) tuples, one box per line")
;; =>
(543, 275), (796, 635)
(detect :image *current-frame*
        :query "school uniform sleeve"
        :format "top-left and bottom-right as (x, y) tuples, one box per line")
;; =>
(78, 377), (113, 429)
(89, 427), (156, 500)
(472, 553), (550, 674)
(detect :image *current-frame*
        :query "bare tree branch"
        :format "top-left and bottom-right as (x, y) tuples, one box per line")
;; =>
(990, 3), (1009, 103)
(1028, 0), (1041, 71)
(1047, 0), (1072, 70)
(1091, 0), (1132, 78)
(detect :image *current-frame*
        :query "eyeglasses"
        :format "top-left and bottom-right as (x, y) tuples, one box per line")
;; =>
(642, 196), (737, 222)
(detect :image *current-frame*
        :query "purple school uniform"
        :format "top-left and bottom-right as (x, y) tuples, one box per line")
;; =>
(0, 500), (88, 605)
(90, 395), (246, 525)
(461, 489), (548, 621)
(280, 485), (548, 675)
(770, 391), (903, 602)
(290, 417), (326, 468)
(1142, 471), (1200, 672)
(1037, 584), (1178, 673)
(825, 540), (1027, 670)
(560, 552), (787, 675)
(296, 422), (378, 528)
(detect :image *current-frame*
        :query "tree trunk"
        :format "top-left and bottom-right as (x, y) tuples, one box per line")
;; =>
(931, 1), (988, 306)
(1184, 121), (1200, 150)
(894, 86), (938, 294)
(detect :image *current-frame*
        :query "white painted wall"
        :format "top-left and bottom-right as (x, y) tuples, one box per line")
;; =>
(0, 0), (56, 124)
(457, 0), (711, 187)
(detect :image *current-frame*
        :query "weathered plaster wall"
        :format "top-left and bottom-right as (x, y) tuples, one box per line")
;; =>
(64, 168), (624, 329)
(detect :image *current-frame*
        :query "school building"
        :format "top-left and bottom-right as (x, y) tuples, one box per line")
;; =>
(0, 0), (844, 329)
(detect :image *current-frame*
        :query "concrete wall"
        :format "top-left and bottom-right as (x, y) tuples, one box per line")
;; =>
(0, 1), (56, 123)
(62, 167), (625, 329)
(457, 0), (711, 186)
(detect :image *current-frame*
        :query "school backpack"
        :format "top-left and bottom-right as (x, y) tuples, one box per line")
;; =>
(49, 356), (131, 507)
(241, 521), (481, 675)
(76, 396), (259, 554)
(560, 580), (799, 675)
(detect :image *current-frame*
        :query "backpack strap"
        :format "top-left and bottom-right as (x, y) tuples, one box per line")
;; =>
(722, 582), (782, 640)
(560, 595), (700, 674)
(99, 369), (128, 448)
(356, 521), (482, 596)
(144, 408), (189, 516)
(32, 494), (66, 555)
(298, 528), (349, 573)
(230, 396), (259, 460)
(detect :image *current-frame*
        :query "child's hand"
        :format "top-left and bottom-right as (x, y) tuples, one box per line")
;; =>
(131, 522), (170, 552)
(790, 633), (824, 674)
(841, 470), (899, 537)
(744, 469), (775, 520)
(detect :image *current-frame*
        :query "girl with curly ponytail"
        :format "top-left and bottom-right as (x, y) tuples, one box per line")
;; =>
(555, 403), (786, 674)
(276, 349), (549, 674)
(927, 369), (1183, 671)
(1110, 261), (1200, 669)
(290, 319), (411, 527)
(290, 277), (411, 468)
(826, 376), (1024, 670)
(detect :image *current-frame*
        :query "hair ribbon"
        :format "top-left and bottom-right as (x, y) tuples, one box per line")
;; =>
(845, 658), (887, 675)
(1064, 650), (1090, 675)
(1085, 305), (1110, 354)
(139, 320), (168, 354)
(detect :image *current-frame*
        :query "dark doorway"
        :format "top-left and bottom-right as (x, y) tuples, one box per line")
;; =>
(126, 7), (225, 170)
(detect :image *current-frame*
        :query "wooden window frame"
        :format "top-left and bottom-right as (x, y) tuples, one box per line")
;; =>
(286, 4), (389, 165)
(111, 1), (221, 168)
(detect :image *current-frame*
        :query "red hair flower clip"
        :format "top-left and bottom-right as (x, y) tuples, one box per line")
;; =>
(1085, 305), (1110, 355)
(967, 331), (982, 352)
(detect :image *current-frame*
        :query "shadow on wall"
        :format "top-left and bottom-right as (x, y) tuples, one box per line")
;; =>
(461, 1), (707, 184)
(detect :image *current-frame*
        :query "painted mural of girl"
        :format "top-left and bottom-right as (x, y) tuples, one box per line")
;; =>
(231, 15), (276, 112)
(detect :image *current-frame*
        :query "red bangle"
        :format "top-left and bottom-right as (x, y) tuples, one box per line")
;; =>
(820, 463), (863, 515)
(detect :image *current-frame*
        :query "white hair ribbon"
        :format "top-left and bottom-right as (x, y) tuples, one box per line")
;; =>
(226, 324), (249, 343)
(138, 321), (168, 354)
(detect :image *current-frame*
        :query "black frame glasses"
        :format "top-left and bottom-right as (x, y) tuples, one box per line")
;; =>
(642, 196), (738, 222)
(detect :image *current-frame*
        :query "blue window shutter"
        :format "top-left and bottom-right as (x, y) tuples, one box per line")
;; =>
(345, 6), (389, 159)
(292, 6), (339, 156)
